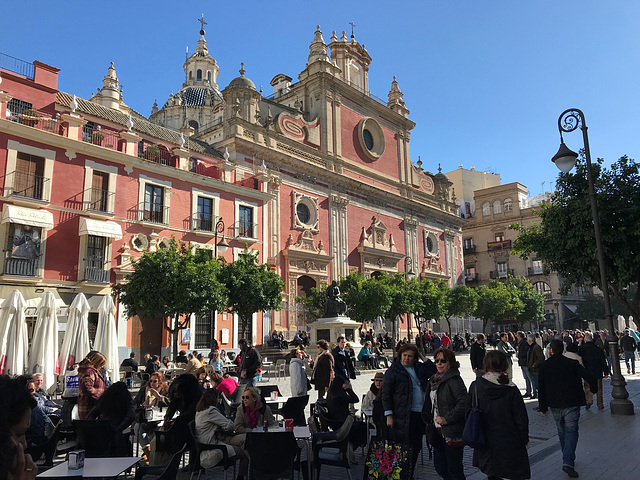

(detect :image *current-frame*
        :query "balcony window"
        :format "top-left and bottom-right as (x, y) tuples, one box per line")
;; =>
(4, 223), (42, 277)
(239, 205), (254, 238)
(144, 184), (165, 223)
(534, 281), (552, 300)
(493, 200), (501, 214)
(497, 262), (508, 278)
(196, 196), (213, 231)
(85, 235), (109, 283)
(495, 233), (505, 242)
(504, 198), (513, 212)
(14, 152), (45, 200)
(532, 259), (543, 275)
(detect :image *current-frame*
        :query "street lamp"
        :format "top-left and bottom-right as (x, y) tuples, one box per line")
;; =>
(552, 108), (634, 415)
(214, 217), (229, 257)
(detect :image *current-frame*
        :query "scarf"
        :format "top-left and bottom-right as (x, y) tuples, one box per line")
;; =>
(482, 371), (515, 387)
(369, 383), (379, 396)
(430, 372), (445, 391)
(245, 407), (260, 429)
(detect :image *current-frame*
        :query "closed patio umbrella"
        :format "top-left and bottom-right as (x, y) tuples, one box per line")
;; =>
(0, 289), (28, 376)
(28, 291), (59, 391)
(94, 294), (118, 382)
(58, 293), (90, 373)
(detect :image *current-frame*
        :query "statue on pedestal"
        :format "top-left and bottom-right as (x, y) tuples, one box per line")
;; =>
(324, 280), (347, 317)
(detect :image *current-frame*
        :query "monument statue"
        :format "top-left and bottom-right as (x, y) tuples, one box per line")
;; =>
(324, 280), (347, 317)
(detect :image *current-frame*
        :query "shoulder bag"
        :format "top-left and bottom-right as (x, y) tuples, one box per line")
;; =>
(462, 382), (485, 448)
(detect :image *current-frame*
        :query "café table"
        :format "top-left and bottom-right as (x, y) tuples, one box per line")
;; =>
(37, 457), (141, 478)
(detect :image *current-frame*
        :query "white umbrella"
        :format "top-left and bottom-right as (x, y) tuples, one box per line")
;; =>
(629, 316), (637, 331)
(617, 315), (626, 332)
(28, 291), (59, 391)
(0, 290), (28, 376)
(58, 293), (90, 373)
(94, 295), (118, 381)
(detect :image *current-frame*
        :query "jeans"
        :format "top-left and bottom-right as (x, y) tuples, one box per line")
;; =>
(433, 443), (466, 480)
(530, 373), (539, 396)
(550, 406), (580, 468)
(521, 366), (532, 395)
(238, 377), (257, 391)
(624, 351), (636, 373)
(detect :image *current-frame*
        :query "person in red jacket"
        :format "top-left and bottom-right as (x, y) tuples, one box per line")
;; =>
(440, 333), (452, 348)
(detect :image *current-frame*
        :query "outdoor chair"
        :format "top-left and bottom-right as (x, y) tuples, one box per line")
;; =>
(73, 419), (115, 458)
(135, 443), (187, 480)
(245, 431), (300, 480)
(187, 421), (236, 480)
(275, 359), (287, 378)
(314, 400), (343, 432)
(276, 395), (309, 426)
(221, 391), (241, 420)
(312, 415), (354, 480)
(26, 417), (61, 466)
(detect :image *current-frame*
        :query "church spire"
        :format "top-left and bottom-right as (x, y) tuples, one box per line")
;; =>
(387, 76), (409, 118)
(308, 25), (330, 64)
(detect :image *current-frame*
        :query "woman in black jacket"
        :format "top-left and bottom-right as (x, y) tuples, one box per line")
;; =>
(326, 376), (367, 453)
(86, 381), (135, 457)
(382, 344), (436, 477)
(422, 347), (467, 480)
(466, 350), (530, 480)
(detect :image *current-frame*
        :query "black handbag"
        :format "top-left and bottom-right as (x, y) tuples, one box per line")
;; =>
(425, 422), (445, 449)
(462, 383), (485, 448)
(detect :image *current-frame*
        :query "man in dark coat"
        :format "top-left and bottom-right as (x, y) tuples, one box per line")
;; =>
(331, 335), (356, 380)
(579, 333), (609, 409)
(538, 339), (596, 478)
(516, 332), (532, 397)
(526, 334), (544, 399)
(235, 338), (261, 389)
(312, 339), (334, 399)
(470, 333), (486, 373)
(497, 332), (516, 380)
(120, 352), (138, 386)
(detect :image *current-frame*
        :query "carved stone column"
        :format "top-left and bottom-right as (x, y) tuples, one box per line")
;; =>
(329, 192), (349, 279)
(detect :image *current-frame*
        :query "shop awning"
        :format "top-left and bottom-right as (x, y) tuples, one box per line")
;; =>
(1, 204), (54, 229)
(78, 217), (122, 240)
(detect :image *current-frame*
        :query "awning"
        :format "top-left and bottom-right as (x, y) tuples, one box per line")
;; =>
(79, 217), (122, 240)
(1, 204), (54, 229)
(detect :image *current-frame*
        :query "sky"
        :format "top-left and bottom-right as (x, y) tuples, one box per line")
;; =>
(2, 1), (639, 197)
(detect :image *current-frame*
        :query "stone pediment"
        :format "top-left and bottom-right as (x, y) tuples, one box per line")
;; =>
(283, 230), (333, 275)
(357, 218), (404, 277)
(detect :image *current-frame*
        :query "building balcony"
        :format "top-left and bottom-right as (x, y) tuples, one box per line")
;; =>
(3, 257), (40, 277)
(490, 269), (514, 279)
(193, 214), (214, 232)
(138, 143), (175, 167)
(139, 203), (170, 225)
(82, 126), (120, 152)
(463, 245), (476, 255)
(465, 273), (479, 283)
(10, 171), (50, 202)
(86, 188), (115, 214)
(6, 107), (66, 136)
(487, 239), (512, 251)
(528, 267), (545, 276)
(83, 266), (110, 283)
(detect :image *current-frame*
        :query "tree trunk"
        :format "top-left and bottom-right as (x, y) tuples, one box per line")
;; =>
(446, 317), (452, 337)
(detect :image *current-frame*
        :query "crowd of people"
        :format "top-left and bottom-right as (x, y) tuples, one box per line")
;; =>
(2, 324), (637, 480)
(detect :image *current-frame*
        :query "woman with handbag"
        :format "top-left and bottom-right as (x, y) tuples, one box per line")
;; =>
(382, 344), (436, 477)
(466, 350), (530, 480)
(422, 347), (467, 480)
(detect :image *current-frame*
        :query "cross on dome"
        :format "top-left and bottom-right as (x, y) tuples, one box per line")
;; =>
(198, 14), (207, 35)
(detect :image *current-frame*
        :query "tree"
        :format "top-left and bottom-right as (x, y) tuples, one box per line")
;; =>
(407, 279), (447, 334)
(380, 273), (413, 349)
(113, 240), (226, 358)
(576, 287), (637, 328)
(511, 155), (640, 322)
(442, 284), (478, 336)
(506, 276), (546, 327)
(338, 272), (392, 327)
(295, 284), (327, 321)
(474, 280), (524, 332)
(219, 249), (285, 342)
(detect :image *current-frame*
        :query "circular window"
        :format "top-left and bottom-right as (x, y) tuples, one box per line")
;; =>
(357, 117), (385, 161)
(363, 129), (374, 150)
(296, 203), (311, 225)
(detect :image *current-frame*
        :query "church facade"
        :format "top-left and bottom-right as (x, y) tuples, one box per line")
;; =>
(0, 22), (463, 357)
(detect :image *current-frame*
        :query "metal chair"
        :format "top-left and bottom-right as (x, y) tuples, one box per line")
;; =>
(135, 443), (187, 480)
(187, 421), (236, 480)
(246, 431), (300, 480)
(276, 395), (309, 426)
(275, 359), (287, 378)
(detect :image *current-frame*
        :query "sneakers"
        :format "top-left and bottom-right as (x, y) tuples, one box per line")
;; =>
(562, 466), (579, 478)
(522, 393), (531, 398)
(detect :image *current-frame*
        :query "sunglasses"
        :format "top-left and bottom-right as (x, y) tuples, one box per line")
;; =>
(242, 396), (252, 400)
(435, 359), (448, 364)
(28, 388), (35, 393)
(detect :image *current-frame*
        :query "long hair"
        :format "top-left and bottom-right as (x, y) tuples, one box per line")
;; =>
(81, 351), (106, 370)
(196, 388), (219, 412)
(93, 381), (132, 418)
(243, 386), (263, 411)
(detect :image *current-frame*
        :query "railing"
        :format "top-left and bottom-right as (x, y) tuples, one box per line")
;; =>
(192, 214), (214, 232)
(465, 274), (479, 283)
(235, 222), (258, 239)
(10, 171), (49, 201)
(490, 269), (514, 279)
(487, 239), (512, 251)
(86, 188), (114, 214)
(528, 267), (544, 276)
(138, 144), (174, 166)
(83, 266), (109, 283)
(4, 257), (39, 277)
(463, 245), (476, 255)
(139, 203), (169, 225)
(0, 52), (34, 79)
(82, 128), (120, 152)
(6, 109), (65, 136)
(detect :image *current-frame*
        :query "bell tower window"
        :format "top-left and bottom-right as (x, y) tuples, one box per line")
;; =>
(197, 69), (202, 82)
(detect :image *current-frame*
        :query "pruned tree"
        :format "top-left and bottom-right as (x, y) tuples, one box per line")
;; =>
(219, 248), (285, 342)
(113, 240), (226, 358)
(506, 276), (546, 328)
(442, 284), (478, 336)
(474, 280), (524, 332)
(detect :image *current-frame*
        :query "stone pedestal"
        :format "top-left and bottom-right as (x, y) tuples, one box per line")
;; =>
(308, 316), (361, 346)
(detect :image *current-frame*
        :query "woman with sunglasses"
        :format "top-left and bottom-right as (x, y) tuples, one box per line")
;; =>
(233, 387), (276, 433)
(133, 372), (169, 464)
(422, 347), (468, 480)
(381, 343), (436, 478)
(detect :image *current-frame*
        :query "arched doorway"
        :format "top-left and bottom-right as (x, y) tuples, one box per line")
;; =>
(296, 275), (317, 328)
(370, 271), (384, 280)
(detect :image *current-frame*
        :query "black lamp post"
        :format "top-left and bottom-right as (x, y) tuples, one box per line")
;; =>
(551, 108), (634, 415)
(214, 217), (229, 257)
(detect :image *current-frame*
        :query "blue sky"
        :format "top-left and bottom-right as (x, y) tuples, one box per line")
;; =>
(3, 1), (638, 197)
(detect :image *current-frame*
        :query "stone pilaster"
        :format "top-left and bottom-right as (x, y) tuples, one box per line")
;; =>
(60, 113), (87, 142)
(119, 130), (140, 156)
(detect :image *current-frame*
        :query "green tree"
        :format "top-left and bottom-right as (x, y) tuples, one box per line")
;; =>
(511, 155), (640, 322)
(576, 286), (637, 328)
(113, 240), (226, 358)
(338, 272), (392, 326)
(407, 279), (447, 334)
(474, 280), (524, 332)
(295, 284), (327, 321)
(219, 249), (285, 341)
(442, 284), (479, 336)
(506, 276), (546, 327)
(381, 273), (413, 349)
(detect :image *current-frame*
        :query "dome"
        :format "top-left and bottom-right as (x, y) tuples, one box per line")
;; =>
(161, 86), (222, 109)
(227, 63), (257, 91)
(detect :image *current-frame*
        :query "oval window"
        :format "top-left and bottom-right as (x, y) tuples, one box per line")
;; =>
(363, 129), (374, 150)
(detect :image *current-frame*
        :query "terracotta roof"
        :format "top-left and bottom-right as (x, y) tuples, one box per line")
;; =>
(56, 91), (223, 158)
